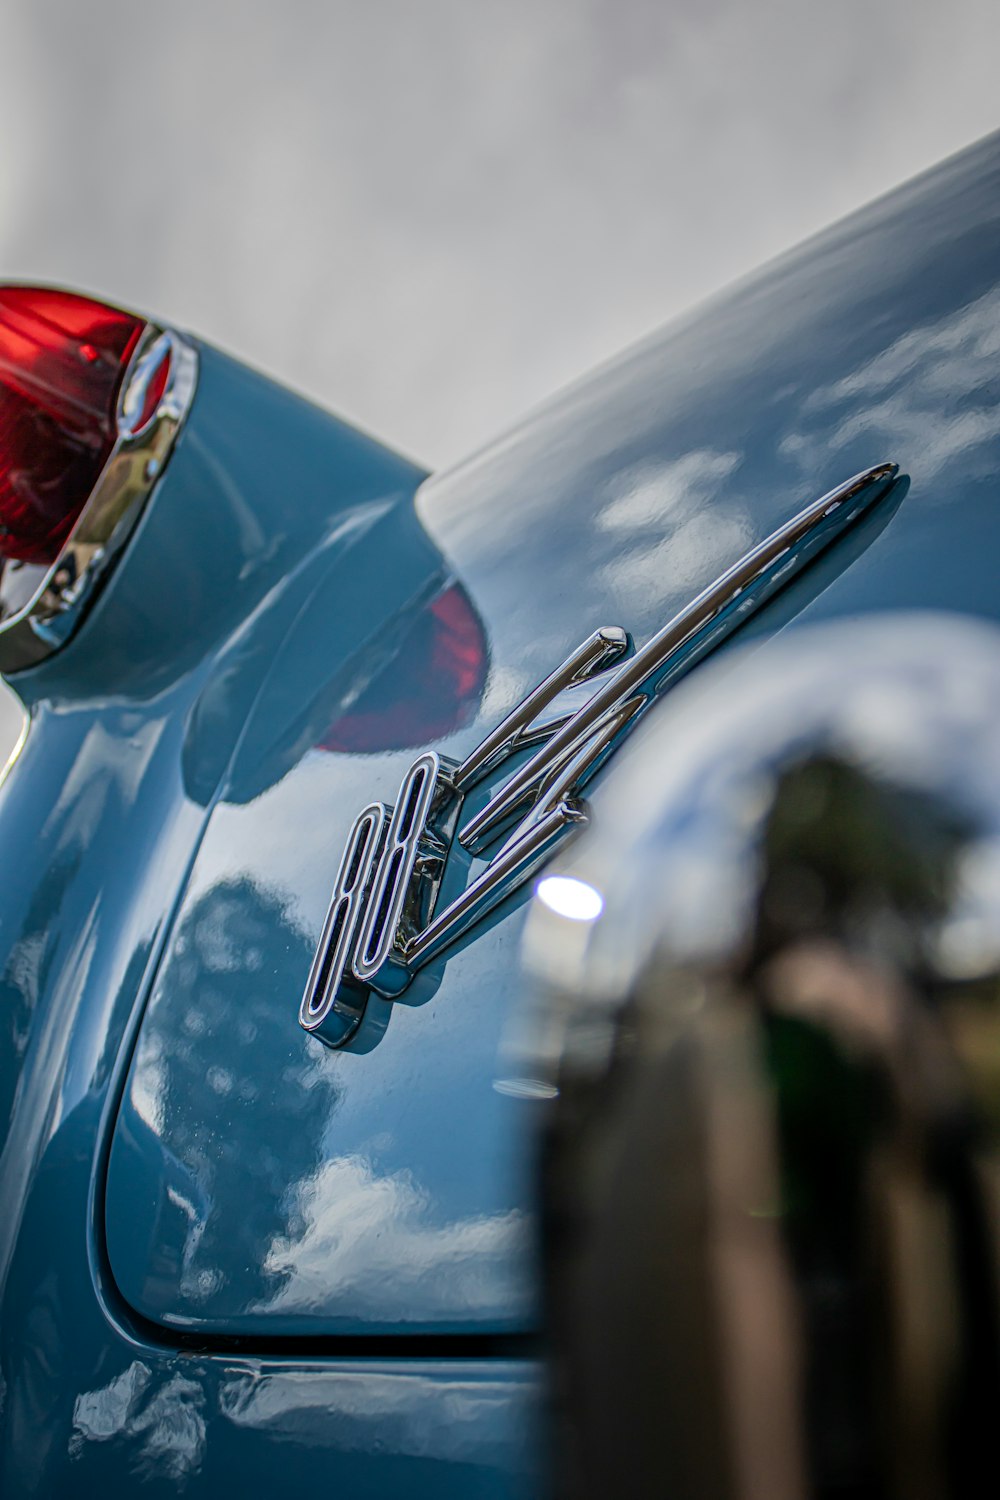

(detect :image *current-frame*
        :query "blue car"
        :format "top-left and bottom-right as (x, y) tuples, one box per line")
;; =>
(1, 129), (998, 1496)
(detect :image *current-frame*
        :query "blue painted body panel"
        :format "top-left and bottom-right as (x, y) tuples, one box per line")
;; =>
(1, 131), (999, 1490)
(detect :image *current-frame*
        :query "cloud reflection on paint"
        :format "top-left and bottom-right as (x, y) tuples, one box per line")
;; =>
(597, 450), (749, 602)
(781, 285), (1000, 481)
(257, 1153), (531, 1322)
(70, 1363), (207, 1484)
(219, 1365), (538, 1468)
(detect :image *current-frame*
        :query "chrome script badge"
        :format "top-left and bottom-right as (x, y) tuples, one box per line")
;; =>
(300, 463), (898, 1048)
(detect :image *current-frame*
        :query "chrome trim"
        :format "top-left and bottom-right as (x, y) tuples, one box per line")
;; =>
(353, 751), (444, 992)
(408, 801), (589, 972)
(298, 803), (387, 1048)
(301, 461), (899, 1048)
(451, 625), (630, 791)
(459, 461), (898, 855)
(406, 697), (642, 971)
(0, 324), (199, 672)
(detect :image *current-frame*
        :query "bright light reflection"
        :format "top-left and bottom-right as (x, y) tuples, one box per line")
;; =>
(535, 874), (604, 923)
(493, 1076), (559, 1100)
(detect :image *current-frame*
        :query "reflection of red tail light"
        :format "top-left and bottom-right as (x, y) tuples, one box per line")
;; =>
(0, 286), (147, 565)
(320, 582), (489, 754)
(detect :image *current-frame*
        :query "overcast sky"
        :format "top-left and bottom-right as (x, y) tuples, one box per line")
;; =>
(2, 0), (998, 471)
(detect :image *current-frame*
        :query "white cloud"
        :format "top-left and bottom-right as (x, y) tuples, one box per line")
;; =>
(2, 1), (998, 467)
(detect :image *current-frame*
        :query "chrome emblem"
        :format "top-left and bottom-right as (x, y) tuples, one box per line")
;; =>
(300, 463), (898, 1048)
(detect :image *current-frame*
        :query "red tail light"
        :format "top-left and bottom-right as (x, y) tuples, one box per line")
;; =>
(0, 286), (147, 565)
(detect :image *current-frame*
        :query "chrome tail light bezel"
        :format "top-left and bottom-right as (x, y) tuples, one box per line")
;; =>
(0, 321), (198, 673)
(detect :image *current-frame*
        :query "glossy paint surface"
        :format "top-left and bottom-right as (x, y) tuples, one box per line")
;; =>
(0, 348), (543, 1497)
(1, 131), (999, 1493)
(419, 132), (1000, 684)
(104, 135), (1000, 1339)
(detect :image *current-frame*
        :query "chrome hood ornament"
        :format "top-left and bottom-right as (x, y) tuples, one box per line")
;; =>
(300, 462), (898, 1048)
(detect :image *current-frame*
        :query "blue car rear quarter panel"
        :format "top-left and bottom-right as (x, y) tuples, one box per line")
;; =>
(106, 131), (1000, 1340)
(1, 130), (999, 1492)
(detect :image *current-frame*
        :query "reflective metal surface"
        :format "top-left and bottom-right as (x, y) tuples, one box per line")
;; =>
(0, 324), (198, 672)
(525, 614), (1000, 1500)
(304, 464), (897, 1048)
(452, 626), (630, 790)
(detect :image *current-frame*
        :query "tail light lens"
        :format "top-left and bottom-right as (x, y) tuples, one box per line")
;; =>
(0, 286), (147, 565)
